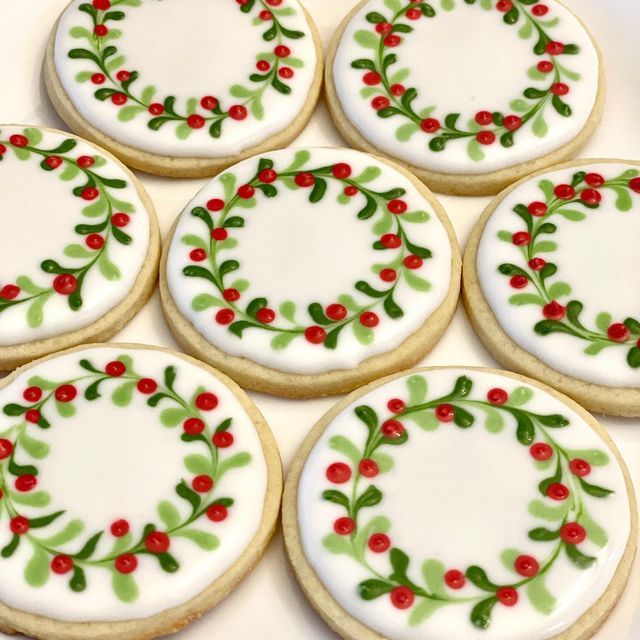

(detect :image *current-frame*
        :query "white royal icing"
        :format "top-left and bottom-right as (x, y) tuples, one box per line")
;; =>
(332, 0), (599, 174)
(0, 346), (268, 622)
(0, 126), (150, 347)
(54, 0), (318, 158)
(297, 368), (631, 640)
(477, 162), (640, 388)
(165, 147), (454, 375)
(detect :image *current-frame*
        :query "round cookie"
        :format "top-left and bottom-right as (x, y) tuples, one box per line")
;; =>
(160, 147), (461, 399)
(0, 343), (281, 640)
(44, 0), (323, 178)
(325, 0), (604, 196)
(283, 366), (637, 640)
(0, 125), (159, 372)
(463, 159), (640, 416)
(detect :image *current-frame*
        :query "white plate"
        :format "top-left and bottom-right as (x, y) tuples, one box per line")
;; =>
(1, 0), (638, 638)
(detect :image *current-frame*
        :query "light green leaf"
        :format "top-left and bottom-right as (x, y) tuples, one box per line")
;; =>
(55, 400), (76, 418)
(584, 341), (613, 355)
(409, 599), (444, 626)
(186, 97), (197, 115)
(17, 276), (48, 295)
(251, 95), (265, 120)
(527, 575), (556, 614)
(527, 66), (547, 81)
(418, 106), (436, 119)
(510, 99), (531, 113)
(538, 179), (555, 203)
(98, 252), (121, 281)
(330, 435), (361, 466)
(483, 407), (504, 433)
(532, 113), (548, 138)
(402, 210), (429, 223)
(75, 71), (93, 83)
(110, 197), (135, 213)
(353, 166), (381, 183)
(271, 333), (297, 350)
(421, 559), (447, 598)
(82, 196), (108, 218)
(509, 386), (533, 406)
(532, 240), (558, 253)
(184, 454), (213, 475)
(509, 293), (545, 306)
(500, 548), (520, 573)
(556, 208), (586, 221)
(406, 410), (439, 430)
(27, 375), (57, 389)
(337, 192), (351, 205)
(283, 150), (310, 172)
(191, 294), (224, 311)
(389, 68), (410, 85)
(283, 55), (304, 68)
(352, 320), (374, 345)
(519, 20), (533, 39)
(69, 26), (92, 39)
(11, 491), (50, 507)
(236, 196), (257, 209)
(27, 294), (51, 329)
(60, 163), (80, 181)
(64, 244), (94, 259)
(141, 85), (156, 103)
(217, 452), (251, 478)
(112, 381), (136, 407)
(565, 448), (609, 467)
(112, 572), (139, 603)
(405, 271), (432, 292)
(158, 501), (181, 529)
(497, 230), (513, 242)
(279, 301), (297, 323)
(337, 294), (360, 312)
(160, 407), (189, 427)
(25, 547), (50, 587)
(41, 520), (84, 547)
(230, 279), (249, 293)
(173, 529), (219, 550)
(371, 451), (394, 473)
(110, 532), (133, 556)
(13, 147), (31, 160)
(360, 86), (378, 98)
(230, 84), (253, 98)
(467, 138), (485, 162)
(547, 282), (571, 299)
(18, 432), (50, 459)
(117, 105), (145, 122)
(406, 374), (427, 404)
(218, 238), (238, 251)
(480, 0), (492, 8)
(384, 0), (403, 12)
(322, 533), (356, 558)
(176, 123), (193, 140)
(182, 234), (208, 250)
(396, 122), (420, 142)
(441, 0), (454, 10)
(579, 510), (608, 548)
(106, 55), (126, 72)
(528, 499), (569, 522)
(372, 211), (393, 235)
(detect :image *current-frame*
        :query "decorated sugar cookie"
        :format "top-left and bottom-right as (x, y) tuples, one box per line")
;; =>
(0, 125), (159, 371)
(45, 0), (323, 178)
(464, 159), (640, 416)
(326, 0), (603, 195)
(160, 147), (460, 398)
(0, 344), (281, 640)
(283, 367), (636, 640)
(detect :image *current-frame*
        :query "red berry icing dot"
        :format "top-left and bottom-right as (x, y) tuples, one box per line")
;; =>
(46, 156), (63, 169)
(0, 285), (20, 300)
(380, 268), (397, 282)
(496, 0), (513, 11)
(192, 475), (214, 493)
(510, 275), (528, 289)
(497, 587), (519, 607)
(388, 199), (408, 214)
(368, 533), (390, 553)
(585, 173), (605, 187)
(390, 586), (414, 609)
(359, 459), (379, 478)
(112, 212), (130, 227)
(487, 388), (508, 404)
(326, 462), (351, 484)
(503, 115), (522, 131)
(528, 201), (548, 216)
(111, 93), (127, 106)
(512, 231), (531, 246)
(137, 378), (157, 394)
(326, 304), (347, 321)
(569, 459), (591, 476)
(23, 386), (43, 402)
(305, 326), (326, 344)
(25, 410), (41, 424)
(332, 163), (352, 179)
(554, 184), (575, 200)
(92, 73), (106, 85)
(334, 517), (355, 535)
(547, 482), (570, 501)
(530, 442), (553, 461)
(629, 177), (640, 193)
(15, 475), (37, 492)
(105, 361), (126, 377)
(476, 131), (496, 145)
(223, 288), (240, 302)
(381, 233), (401, 249)
(514, 555), (539, 577)
(10, 516), (30, 535)
(561, 522), (586, 544)
(274, 45), (290, 57)
(529, 257), (547, 271)
(551, 82), (569, 96)
(403, 255), (423, 270)
(10, 135), (28, 147)
(183, 417), (205, 435)
(213, 431), (234, 448)
(435, 404), (454, 422)
(420, 118), (440, 133)
(532, 3), (549, 16)
(543, 301), (566, 321)
(546, 41), (565, 55)
(360, 311), (379, 328)
(256, 307), (275, 324)
(0, 439), (13, 460)
(537, 60), (554, 73)
(259, 168), (277, 183)
(387, 398), (405, 414)
(196, 392), (218, 411)
(381, 419), (404, 439)
(190, 248), (206, 262)
(295, 172), (315, 188)
(81, 186), (99, 200)
(51, 555), (74, 575)
(212, 227), (228, 241)
(216, 309), (235, 325)
(201, 96), (218, 110)
(86, 233), (105, 250)
(229, 105), (248, 120)
(444, 569), (466, 589)
(115, 554), (137, 574)
(371, 96), (390, 111)
(187, 114), (205, 129)
(207, 504), (228, 522)
(55, 384), (77, 403)
(607, 323), (629, 342)
(53, 274), (78, 295)
(384, 34), (401, 47)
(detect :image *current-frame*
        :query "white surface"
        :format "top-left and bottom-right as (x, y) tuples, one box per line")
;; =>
(0, 0), (638, 638)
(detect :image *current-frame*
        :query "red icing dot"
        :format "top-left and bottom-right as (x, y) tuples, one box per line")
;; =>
(569, 459), (591, 477)
(260, 9), (273, 20)
(93, 0), (111, 9)
(148, 103), (164, 115)
(207, 198), (225, 211)
(388, 398), (405, 414)
(238, 184), (256, 201)
(115, 554), (137, 574)
(529, 257), (547, 271)
(381, 419), (404, 439)
(561, 522), (586, 544)
(332, 163), (352, 179)
(137, 378), (157, 394)
(305, 326), (326, 344)
(503, 115), (522, 131)
(207, 503), (228, 522)
(510, 275), (528, 289)
(420, 118), (440, 133)
(530, 442), (553, 461)
(629, 177), (640, 193)
(274, 45), (291, 57)
(585, 173), (605, 187)
(10, 516), (30, 535)
(190, 248), (207, 262)
(496, 0), (513, 11)
(359, 459), (379, 478)
(192, 475), (214, 493)
(375, 22), (393, 34)
(380, 268), (397, 282)
(278, 67), (294, 79)
(580, 188), (601, 205)
(216, 309), (235, 325)
(360, 311), (379, 328)
(476, 131), (496, 145)
(25, 410), (41, 424)
(105, 361), (126, 377)
(116, 70), (131, 82)
(259, 168), (277, 183)
(334, 517), (355, 535)
(388, 199), (408, 214)
(256, 60), (271, 72)
(0, 285), (20, 300)
(512, 231), (532, 246)
(390, 83), (406, 96)
(326, 304), (347, 321)
(537, 60), (554, 73)
(15, 475), (37, 493)
(0, 439), (14, 460)
(256, 307), (276, 324)
(384, 34), (401, 47)
(201, 96), (218, 111)
(223, 288), (240, 302)
(543, 300), (566, 320)
(497, 587), (519, 607)
(51, 555), (74, 575)
(487, 388), (508, 404)
(112, 212), (130, 227)
(187, 114), (205, 129)
(326, 462), (351, 484)
(9, 134), (28, 148)
(403, 255), (423, 270)
(551, 82), (569, 96)
(381, 233), (401, 249)
(55, 384), (77, 403)
(547, 482), (570, 501)
(344, 185), (359, 196)
(436, 404), (455, 422)
(183, 417), (205, 435)
(546, 41), (565, 55)
(111, 93), (128, 106)
(81, 186), (99, 200)
(213, 431), (234, 448)
(196, 392), (218, 411)
(608, 323), (629, 342)
(532, 3), (549, 16)
(405, 7), (421, 19)
(368, 533), (390, 553)
(211, 227), (228, 241)
(23, 386), (42, 402)
(295, 172), (315, 188)
(475, 111), (493, 126)
(229, 105), (248, 120)
(528, 201), (548, 217)
(92, 73), (106, 85)
(390, 586), (414, 609)
(46, 156), (63, 169)
(514, 555), (539, 577)
(110, 519), (130, 538)
(444, 569), (465, 589)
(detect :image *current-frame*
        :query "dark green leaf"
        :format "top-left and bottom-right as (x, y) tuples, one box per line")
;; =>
(359, 579), (393, 600)
(465, 566), (499, 591)
(74, 532), (103, 559)
(322, 490), (349, 508)
(471, 597), (498, 630)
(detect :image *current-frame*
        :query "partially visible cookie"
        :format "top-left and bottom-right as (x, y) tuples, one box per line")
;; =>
(464, 159), (640, 416)
(44, 0), (323, 178)
(284, 366), (637, 640)
(325, 0), (604, 195)
(0, 125), (159, 371)
(0, 343), (281, 640)
(160, 147), (461, 399)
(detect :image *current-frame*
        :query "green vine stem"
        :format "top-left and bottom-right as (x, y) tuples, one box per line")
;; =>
(181, 150), (434, 351)
(68, 0), (306, 139)
(0, 355), (250, 602)
(321, 374), (612, 629)
(352, 0), (581, 161)
(0, 127), (135, 328)
(497, 167), (640, 368)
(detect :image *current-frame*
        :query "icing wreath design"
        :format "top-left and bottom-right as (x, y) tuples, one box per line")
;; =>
(68, 0), (306, 139)
(497, 168), (640, 368)
(180, 150), (433, 350)
(0, 127), (136, 328)
(321, 374), (612, 630)
(352, 0), (581, 160)
(0, 355), (250, 602)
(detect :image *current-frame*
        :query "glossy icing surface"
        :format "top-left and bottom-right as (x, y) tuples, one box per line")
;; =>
(477, 162), (640, 387)
(332, 0), (599, 174)
(297, 368), (630, 639)
(0, 126), (150, 346)
(54, 0), (318, 158)
(0, 346), (268, 621)
(165, 147), (454, 374)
